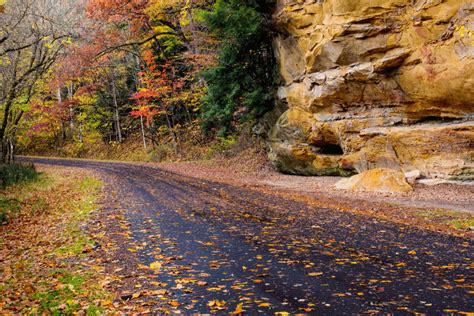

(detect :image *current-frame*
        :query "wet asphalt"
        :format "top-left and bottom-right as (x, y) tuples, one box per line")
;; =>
(22, 157), (473, 314)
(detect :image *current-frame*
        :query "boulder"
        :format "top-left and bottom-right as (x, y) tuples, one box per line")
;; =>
(269, 0), (474, 181)
(335, 168), (413, 193)
(404, 169), (422, 185)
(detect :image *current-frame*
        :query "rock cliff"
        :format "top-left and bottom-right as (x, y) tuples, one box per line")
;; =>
(269, 0), (474, 180)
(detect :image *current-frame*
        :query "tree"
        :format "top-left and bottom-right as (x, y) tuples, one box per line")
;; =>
(0, 0), (82, 162)
(200, 0), (276, 136)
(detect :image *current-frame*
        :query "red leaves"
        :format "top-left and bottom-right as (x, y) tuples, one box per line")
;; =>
(132, 89), (161, 101)
(129, 49), (180, 125)
(86, 0), (149, 32)
(130, 106), (162, 126)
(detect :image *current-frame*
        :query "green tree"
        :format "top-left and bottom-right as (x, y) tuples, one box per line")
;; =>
(200, 0), (276, 136)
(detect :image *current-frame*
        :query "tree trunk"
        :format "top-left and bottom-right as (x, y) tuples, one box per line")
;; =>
(67, 83), (75, 131)
(165, 113), (178, 152)
(140, 115), (147, 150)
(57, 88), (66, 144)
(111, 78), (123, 143)
(78, 123), (83, 143)
(7, 138), (14, 164)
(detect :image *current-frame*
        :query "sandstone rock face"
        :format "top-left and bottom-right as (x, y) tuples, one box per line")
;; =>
(269, 0), (474, 180)
(335, 168), (413, 193)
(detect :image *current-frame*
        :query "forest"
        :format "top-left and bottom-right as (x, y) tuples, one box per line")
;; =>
(0, 0), (276, 163)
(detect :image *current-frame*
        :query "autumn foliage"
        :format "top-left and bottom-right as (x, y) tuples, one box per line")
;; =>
(9, 0), (275, 161)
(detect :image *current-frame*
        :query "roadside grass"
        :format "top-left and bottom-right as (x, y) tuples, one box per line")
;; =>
(0, 163), (38, 188)
(0, 167), (114, 314)
(415, 209), (474, 230)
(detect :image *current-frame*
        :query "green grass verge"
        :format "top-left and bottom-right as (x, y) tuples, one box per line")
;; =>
(416, 209), (474, 230)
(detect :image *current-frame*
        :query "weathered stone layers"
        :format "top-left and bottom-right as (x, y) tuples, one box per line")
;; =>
(269, 0), (474, 180)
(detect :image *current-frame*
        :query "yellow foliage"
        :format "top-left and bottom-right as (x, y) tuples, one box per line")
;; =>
(146, 0), (187, 19)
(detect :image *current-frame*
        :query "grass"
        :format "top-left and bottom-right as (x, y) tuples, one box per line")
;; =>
(449, 217), (474, 229)
(0, 197), (20, 223)
(416, 209), (474, 230)
(0, 167), (114, 314)
(0, 163), (38, 188)
(56, 177), (101, 257)
(0, 170), (52, 224)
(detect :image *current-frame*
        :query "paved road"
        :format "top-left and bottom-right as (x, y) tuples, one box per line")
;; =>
(24, 158), (473, 314)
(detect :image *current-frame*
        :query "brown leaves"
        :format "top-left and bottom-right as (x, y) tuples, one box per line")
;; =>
(132, 289), (169, 299)
(0, 166), (112, 314)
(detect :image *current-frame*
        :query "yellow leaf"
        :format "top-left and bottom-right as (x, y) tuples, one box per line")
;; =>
(169, 300), (180, 307)
(275, 312), (290, 316)
(308, 272), (323, 276)
(259, 302), (271, 307)
(150, 261), (162, 271)
(100, 300), (114, 307)
(408, 250), (417, 255)
(233, 303), (244, 314)
(208, 300), (226, 308)
(151, 289), (168, 295)
(132, 292), (142, 299)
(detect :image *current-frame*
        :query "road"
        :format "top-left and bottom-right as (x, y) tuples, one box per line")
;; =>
(24, 157), (473, 314)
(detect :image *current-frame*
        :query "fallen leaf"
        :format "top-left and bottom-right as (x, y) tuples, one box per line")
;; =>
(169, 300), (180, 307)
(150, 261), (162, 271)
(233, 302), (244, 314)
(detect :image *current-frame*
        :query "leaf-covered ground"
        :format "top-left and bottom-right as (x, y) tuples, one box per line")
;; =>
(19, 157), (473, 315)
(0, 166), (114, 314)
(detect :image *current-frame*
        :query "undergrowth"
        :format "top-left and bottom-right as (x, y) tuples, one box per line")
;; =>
(0, 163), (38, 188)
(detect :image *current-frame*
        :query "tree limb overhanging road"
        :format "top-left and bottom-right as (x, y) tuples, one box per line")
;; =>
(23, 157), (473, 314)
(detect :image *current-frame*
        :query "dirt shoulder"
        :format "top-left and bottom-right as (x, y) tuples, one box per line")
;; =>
(153, 151), (474, 237)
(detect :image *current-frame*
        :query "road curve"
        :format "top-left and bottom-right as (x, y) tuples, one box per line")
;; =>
(23, 157), (473, 314)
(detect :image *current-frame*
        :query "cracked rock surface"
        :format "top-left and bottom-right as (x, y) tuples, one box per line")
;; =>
(269, 0), (474, 180)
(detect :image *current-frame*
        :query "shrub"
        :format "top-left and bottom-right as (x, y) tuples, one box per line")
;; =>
(0, 163), (38, 188)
